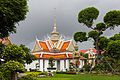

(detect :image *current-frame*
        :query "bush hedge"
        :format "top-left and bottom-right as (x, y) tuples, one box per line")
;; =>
(29, 68), (39, 72)
(24, 72), (48, 77)
(18, 75), (35, 80)
(56, 71), (66, 74)
(56, 71), (76, 74)
(66, 72), (76, 74)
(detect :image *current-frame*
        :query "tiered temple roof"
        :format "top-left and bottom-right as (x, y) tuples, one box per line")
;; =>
(32, 39), (73, 53)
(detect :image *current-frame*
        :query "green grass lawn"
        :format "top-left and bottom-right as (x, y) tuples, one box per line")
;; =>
(38, 73), (120, 80)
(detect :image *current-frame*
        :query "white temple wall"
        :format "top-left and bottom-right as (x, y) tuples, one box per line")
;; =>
(40, 59), (43, 71)
(83, 60), (84, 66)
(60, 60), (65, 71)
(25, 60), (38, 71)
(54, 60), (57, 68)
(44, 60), (49, 71)
(79, 60), (83, 68)
(66, 59), (69, 71)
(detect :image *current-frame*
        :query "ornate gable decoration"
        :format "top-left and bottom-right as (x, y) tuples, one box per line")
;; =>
(32, 39), (73, 53)
(0, 37), (12, 45)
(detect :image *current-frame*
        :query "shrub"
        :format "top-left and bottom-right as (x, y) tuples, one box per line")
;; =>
(24, 72), (48, 77)
(56, 71), (66, 74)
(39, 72), (48, 76)
(18, 75), (35, 80)
(0, 72), (5, 80)
(0, 66), (11, 80)
(66, 71), (76, 74)
(47, 67), (56, 69)
(29, 68), (39, 72)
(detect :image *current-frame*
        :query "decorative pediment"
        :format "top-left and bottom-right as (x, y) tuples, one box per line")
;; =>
(32, 40), (41, 52)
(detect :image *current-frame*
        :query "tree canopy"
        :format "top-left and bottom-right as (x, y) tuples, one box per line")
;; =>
(104, 10), (120, 28)
(2, 44), (26, 63)
(4, 61), (24, 80)
(104, 40), (120, 72)
(78, 7), (99, 27)
(20, 44), (37, 64)
(74, 32), (88, 42)
(2, 44), (37, 64)
(0, 0), (28, 38)
(98, 36), (109, 51)
(4, 61), (24, 72)
(109, 32), (120, 41)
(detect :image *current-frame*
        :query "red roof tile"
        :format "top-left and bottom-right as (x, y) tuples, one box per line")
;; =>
(79, 49), (104, 54)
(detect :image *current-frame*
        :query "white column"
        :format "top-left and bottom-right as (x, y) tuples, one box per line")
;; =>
(66, 59), (69, 71)
(79, 60), (82, 68)
(44, 60), (49, 71)
(40, 59), (43, 72)
(54, 60), (57, 68)
(60, 60), (65, 71)
(38, 59), (40, 71)
(83, 60), (84, 66)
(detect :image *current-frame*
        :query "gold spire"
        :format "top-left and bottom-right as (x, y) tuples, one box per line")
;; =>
(54, 8), (56, 28)
(51, 8), (58, 34)
(51, 8), (59, 42)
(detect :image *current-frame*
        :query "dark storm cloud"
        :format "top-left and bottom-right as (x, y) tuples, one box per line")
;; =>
(10, 0), (120, 50)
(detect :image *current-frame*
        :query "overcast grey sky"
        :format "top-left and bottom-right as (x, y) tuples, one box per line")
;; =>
(10, 0), (120, 50)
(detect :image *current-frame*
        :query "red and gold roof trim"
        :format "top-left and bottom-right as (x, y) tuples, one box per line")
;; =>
(34, 53), (86, 60)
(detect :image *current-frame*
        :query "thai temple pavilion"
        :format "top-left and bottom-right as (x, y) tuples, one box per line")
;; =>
(25, 9), (86, 71)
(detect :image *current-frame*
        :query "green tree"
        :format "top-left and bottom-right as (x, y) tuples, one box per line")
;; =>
(48, 57), (55, 68)
(109, 32), (120, 41)
(74, 32), (88, 42)
(4, 61), (24, 80)
(0, 0), (28, 38)
(0, 65), (11, 80)
(20, 44), (37, 64)
(2, 44), (37, 64)
(98, 36), (109, 51)
(2, 44), (26, 63)
(105, 40), (120, 72)
(75, 7), (120, 64)
(0, 71), (5, 80)
(93, 33), (120, 75)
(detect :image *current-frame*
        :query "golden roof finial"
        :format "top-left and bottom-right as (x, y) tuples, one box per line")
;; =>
(51, 8), (59, 42)
(51, 8), (59, 35)
(54, 8), (56, 28)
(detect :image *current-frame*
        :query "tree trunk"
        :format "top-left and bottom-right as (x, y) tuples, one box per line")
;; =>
(94, 37), (101, 65)
(11, 71), (17, 80)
